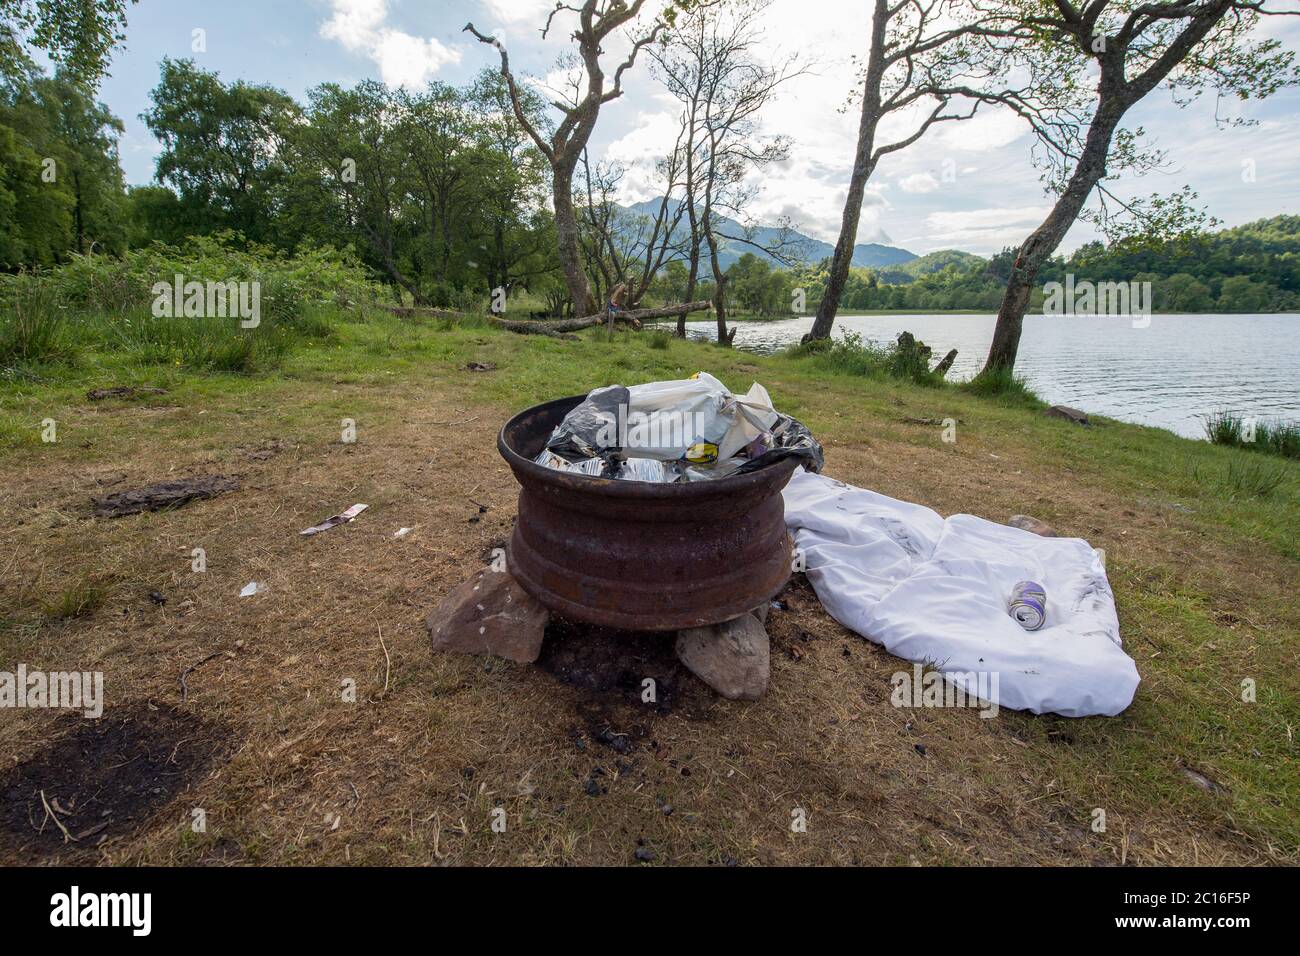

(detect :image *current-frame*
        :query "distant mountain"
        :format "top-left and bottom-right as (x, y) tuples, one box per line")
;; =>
(622, 198), (919, 272)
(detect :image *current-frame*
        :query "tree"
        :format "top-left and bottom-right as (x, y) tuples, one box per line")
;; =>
(804, 0), (1020, 342)
(0, 98), (71, 266)
(0, 70), (125, 266)
(465, 1), (690, 316)
(652, 0), (802, 343)
(975, 0), (1300, 373)
(1160, 272), (1212, 311)
(1218, 274), (1272, 312)
(728, 251), (792, 315)
(1, 0), (134, 88)
(575, 148), (690, 309)
(292, 81), (426, 303)
(468, 69), (555, 301)
(142, 59), (299, 245)
(39, 74), (125, 254)
(397, 82), (476, 290)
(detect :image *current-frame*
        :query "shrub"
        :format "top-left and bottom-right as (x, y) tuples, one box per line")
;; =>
(0, 275), (77, 368)
(1204, 411), (1300, 460)
(786, 330), (943, 386)
(10, 233), (379, 318)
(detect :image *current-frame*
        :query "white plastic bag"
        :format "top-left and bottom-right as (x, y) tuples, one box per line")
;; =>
(621, 371), (779, 465)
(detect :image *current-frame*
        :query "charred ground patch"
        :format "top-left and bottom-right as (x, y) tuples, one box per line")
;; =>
(536, 616), (714, 718)
(0, 703), (233, 863)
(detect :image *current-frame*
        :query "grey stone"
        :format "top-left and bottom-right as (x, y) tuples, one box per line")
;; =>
(675, 614), (770, 700)
(1045, 405), (1089, 425)
(427, 568), (549, 664)
(1007, 514), (1057, 537)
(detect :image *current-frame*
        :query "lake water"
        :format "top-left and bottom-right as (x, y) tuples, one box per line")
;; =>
(668, 313), (1300, 439)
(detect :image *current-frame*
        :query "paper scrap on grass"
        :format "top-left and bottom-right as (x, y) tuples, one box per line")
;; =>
(300, 504), (368, 537)
(394, 527), (414, 539)
(239, 581), (266, 598)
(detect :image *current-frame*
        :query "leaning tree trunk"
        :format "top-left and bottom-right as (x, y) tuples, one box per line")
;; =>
(704, 225), (731, 345)
(983, 106), (1125, 373)
(804, 0), (887, 343)
(679, 240), (701, 338)
(552, 164), (598, 318)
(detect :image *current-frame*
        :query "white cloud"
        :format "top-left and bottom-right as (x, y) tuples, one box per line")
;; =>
(899, 172), (940, 194)
(922, 206), (1050, 248)
(321, 0), (462, 88)
(606, 110), (686, 200)
(482, 0), (556, 25)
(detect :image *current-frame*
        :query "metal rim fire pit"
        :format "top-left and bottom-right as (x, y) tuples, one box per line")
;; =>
(499, 395), (798, 632)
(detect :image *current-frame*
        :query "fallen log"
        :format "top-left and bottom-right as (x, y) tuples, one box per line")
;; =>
(381, 304), (470, 321)
(93, 475), (241, 518)
(491, 301), (712, 337)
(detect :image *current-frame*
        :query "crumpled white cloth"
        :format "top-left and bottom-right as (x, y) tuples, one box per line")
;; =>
(782, 468), (1140, 717)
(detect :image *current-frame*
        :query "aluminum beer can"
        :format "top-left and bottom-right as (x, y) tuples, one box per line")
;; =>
(1009, 580), (1047, 631)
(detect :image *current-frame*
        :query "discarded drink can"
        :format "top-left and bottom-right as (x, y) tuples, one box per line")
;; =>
(1009, 580), (1047, 631)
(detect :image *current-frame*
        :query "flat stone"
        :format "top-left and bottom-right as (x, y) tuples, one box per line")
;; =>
(675, 614), (770, 700)
(751, 602), (770, 625)
(1007, 514), (1057, 537)
(427, 568), (549, 664)
(1044, 405), (1089, 425)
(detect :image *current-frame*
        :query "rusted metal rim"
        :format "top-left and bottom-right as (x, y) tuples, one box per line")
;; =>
(497, 395), (797, 502)
(498, 394), (797, 631)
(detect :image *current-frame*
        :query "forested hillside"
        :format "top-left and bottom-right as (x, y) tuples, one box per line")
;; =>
(707, 218), (1300, 315)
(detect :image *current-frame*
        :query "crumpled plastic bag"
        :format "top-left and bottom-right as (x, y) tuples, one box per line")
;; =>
(544, 384), (630, 464)
(736, 414), (825, 475)
(536, 371), (823, 482)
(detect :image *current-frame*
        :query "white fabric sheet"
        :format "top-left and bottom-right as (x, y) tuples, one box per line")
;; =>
(782, 468), (1140, 717)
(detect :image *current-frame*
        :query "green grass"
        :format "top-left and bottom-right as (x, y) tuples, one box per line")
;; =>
(0, 275), (79, 369)
(1190, 456), (1291, 500)
(41, 575), (110, 621)
(961, 366), (1043, 406)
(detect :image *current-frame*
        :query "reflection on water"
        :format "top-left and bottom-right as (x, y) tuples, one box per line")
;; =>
(655, 313), (1300, 439)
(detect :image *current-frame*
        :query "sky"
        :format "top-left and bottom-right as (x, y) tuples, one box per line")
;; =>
(95, 0), (1300, 257)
